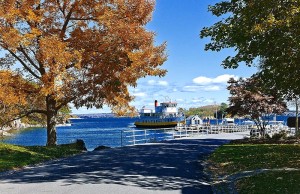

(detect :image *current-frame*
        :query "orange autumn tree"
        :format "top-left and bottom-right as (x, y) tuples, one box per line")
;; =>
(0, 71), (27, 128)
(0, 70), (45, 129)
(0, 0), (167, 146)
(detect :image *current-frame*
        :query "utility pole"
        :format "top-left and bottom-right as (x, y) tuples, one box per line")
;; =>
(214, 101), (218, 125)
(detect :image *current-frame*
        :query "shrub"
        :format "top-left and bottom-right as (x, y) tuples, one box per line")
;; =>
(272, 131), (287, 140)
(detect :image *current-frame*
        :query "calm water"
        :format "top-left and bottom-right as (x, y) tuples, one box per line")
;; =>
(1, 116), (289, 151)
(1, 117), (137, 151)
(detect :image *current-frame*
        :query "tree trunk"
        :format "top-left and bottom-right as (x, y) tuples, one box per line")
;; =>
(46, 96), (57, 146)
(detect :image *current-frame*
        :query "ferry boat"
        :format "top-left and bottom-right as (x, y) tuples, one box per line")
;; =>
(134, 100), (185, 128)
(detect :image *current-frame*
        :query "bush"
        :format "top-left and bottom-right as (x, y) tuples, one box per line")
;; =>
(265, 133), (271, 139)
(272, 131), (287, 140)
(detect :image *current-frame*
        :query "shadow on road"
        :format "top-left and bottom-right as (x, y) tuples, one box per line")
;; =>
(0, 139), (230, 193)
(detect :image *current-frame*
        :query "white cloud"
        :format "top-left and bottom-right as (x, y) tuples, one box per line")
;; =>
(147, 80), (156, 85)
(132, 92), (147, 97)
(193, 74), (238, 85)
(131, 88), (140, 92)
(192, 76), (212, 85)
(182, 85), (201, 92)
(176, 98), (185, 102)
(183, 74), (237, 93)
(147, 79), (169, 86)
(182, 85), (221, 92)
(203, 85), (221, 91)
(213, 74), (239, 84)
(192, 98), (204, 103)
(158, 80), (169, 86)
(203, 98), (215, 104)
(178, 97), (218, 109)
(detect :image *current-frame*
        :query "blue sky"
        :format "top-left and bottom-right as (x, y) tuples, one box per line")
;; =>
(74, 0), (257, 114)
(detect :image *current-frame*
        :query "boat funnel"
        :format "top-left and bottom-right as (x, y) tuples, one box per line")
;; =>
(155, 100), (158, 107)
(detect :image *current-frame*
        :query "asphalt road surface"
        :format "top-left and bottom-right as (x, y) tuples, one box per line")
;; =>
(0, 137), (236, 194)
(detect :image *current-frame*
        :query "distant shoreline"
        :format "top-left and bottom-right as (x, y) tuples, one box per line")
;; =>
(1, 122), (72, 137)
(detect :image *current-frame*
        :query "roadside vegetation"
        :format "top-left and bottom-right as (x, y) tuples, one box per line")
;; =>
(201, 1), (300, 192)
(207, 136), (300, 193)
(0, 141), (86, 172)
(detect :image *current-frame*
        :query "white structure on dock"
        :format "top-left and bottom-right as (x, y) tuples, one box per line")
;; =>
(185, 115), (203, 126)
(222, 118), (235, 125)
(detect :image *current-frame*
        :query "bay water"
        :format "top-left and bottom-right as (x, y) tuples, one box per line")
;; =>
(0, 117), (137, 151)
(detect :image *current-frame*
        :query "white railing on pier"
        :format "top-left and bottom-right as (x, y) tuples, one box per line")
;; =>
(121, 125), (250, 146)
(174, 125), (249, 138)
(121, 128), (175, 146)
(249, 125), (292, 137)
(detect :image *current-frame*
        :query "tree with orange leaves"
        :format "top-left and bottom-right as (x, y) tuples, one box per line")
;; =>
(0, 70), (45, 130)
(0, 0), (167, 146)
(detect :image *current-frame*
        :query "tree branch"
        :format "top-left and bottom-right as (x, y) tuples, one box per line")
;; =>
(69, 17), (95, 21)
(18, 46), (41, 74)
(60, 3), (75, 39)
(7, 49), (41, 79)
(56, 96), (76, 111)
(57, 0), (64, 16)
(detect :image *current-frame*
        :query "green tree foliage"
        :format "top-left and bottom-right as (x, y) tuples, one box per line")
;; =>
(201, 0), (300, 102)
(258, 60), (300, 135)
(201, 0), (300, 135)
(215, 102), (228, 119)
(182, 104), (228, 118)
(201, 0), (300, 69)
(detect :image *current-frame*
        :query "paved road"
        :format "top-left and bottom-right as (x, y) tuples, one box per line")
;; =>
(0, 138), (232, 194)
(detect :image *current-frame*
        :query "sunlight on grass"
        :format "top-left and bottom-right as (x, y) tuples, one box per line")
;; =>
(0, 142), (85, 172)
(210, 144), (300, 175)
(209, 144), (300, 193)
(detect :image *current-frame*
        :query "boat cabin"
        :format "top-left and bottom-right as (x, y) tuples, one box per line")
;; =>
(155, 101), (178, 114)
(138, 100), (180, 118)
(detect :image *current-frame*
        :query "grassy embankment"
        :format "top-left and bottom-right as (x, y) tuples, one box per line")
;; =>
(208, 139), (300, 194)
(0, 142), (85, 172)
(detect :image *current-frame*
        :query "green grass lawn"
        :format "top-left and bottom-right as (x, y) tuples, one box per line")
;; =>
(0, 142), (85, 172)
(236, 171), (300, 194)
(208, 144), (300, 194)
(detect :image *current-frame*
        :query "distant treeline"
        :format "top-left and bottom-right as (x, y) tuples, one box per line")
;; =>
(76, 113), (115, 118)
(179, 103), (228, 119)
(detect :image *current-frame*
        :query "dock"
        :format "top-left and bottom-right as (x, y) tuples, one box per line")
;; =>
(121, 125), (251, 146)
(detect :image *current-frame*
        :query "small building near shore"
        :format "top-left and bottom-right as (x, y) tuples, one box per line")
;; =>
(222, 118), (235, 125)
(186, 115), (203, 126)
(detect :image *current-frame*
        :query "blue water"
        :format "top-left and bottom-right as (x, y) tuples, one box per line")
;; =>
(0, 117), (137, 151)
(1, 116), (290, 151)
